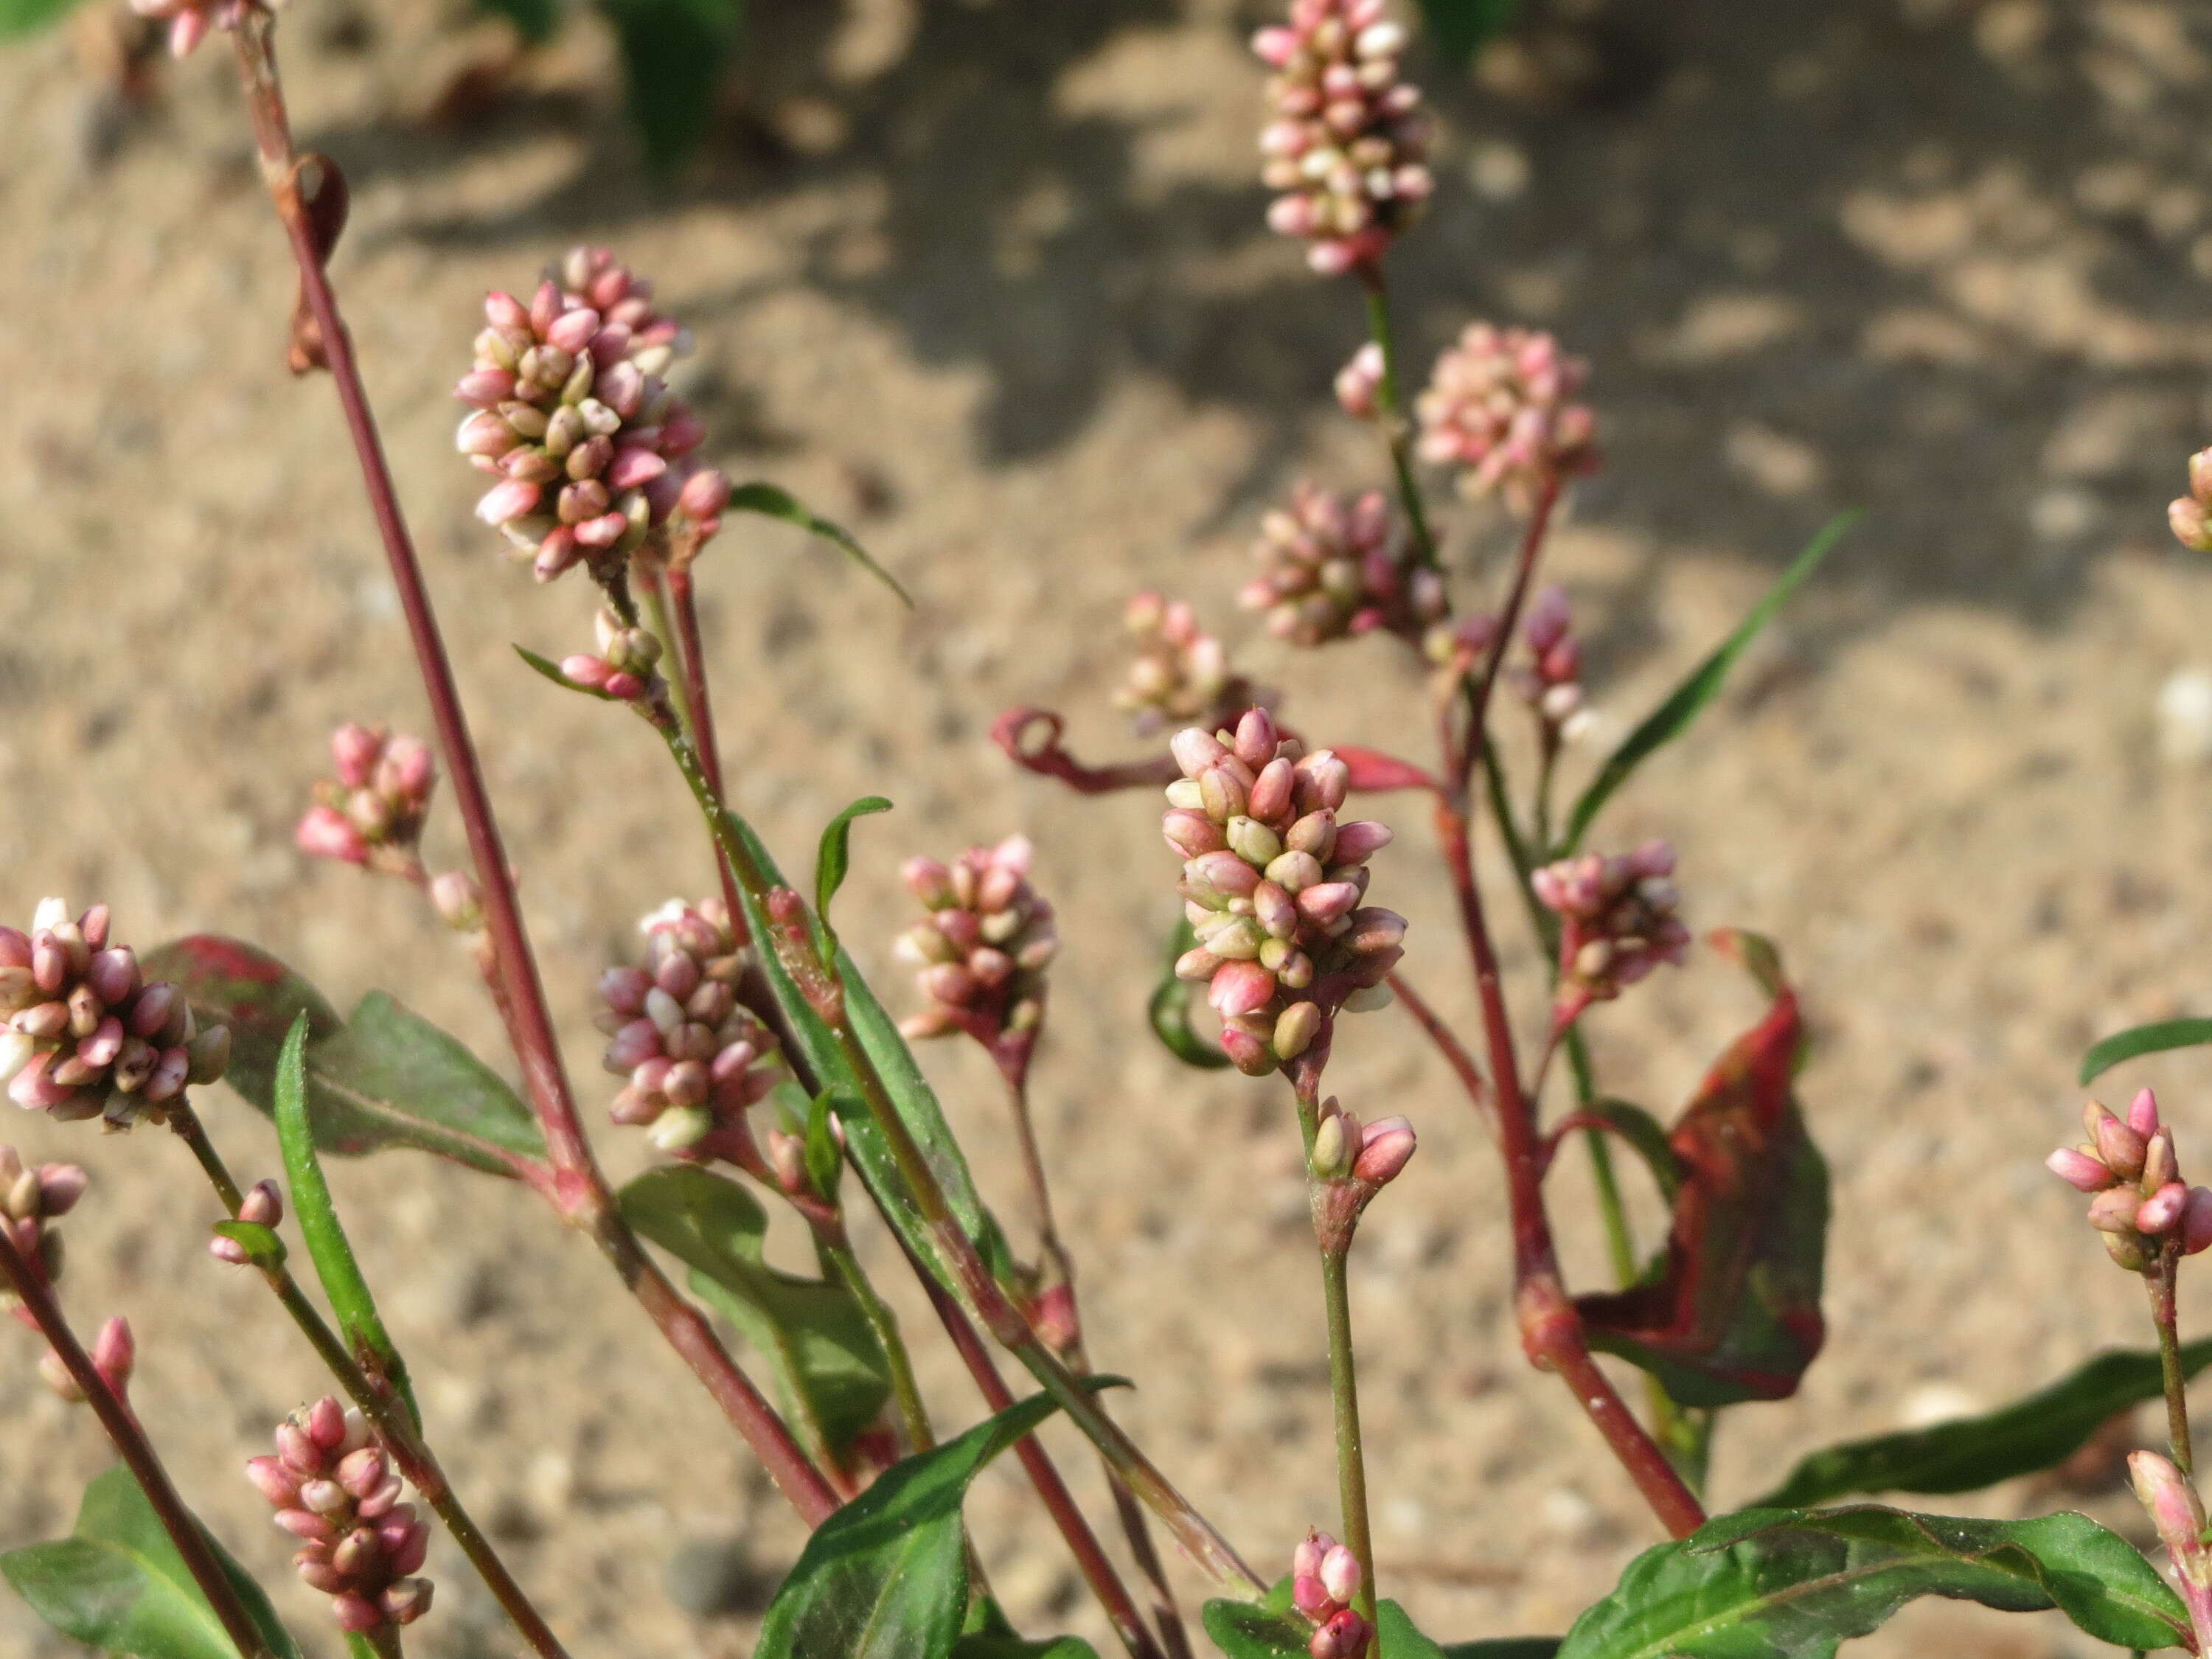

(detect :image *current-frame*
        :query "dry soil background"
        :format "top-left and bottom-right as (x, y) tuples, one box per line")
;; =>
(7, 0), (2212, 1655)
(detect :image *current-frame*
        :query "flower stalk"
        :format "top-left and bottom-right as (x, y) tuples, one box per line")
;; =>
(0, 1213), (278, 1659)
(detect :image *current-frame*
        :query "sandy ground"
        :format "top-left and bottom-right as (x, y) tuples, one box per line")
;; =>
(8, 0), (2212, 1654)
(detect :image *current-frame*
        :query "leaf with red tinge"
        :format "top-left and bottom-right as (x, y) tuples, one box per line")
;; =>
(144, 936), (544, 1178)
(1574, 944), (1828, 1407)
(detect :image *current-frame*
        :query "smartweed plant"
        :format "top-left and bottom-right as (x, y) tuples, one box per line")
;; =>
(6, 3), (2212, 1658)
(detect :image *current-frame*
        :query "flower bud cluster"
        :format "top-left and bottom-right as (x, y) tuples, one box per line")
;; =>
(553, 248), (695, 378)
(2047, 1089), (2212, 1270)
(0, 901), (230, 1129)
(1116, 594), (1275, 737)
(456, 279), (706, 582)
(129, 0), (244, 58)
(1533, 844), (1688, 1011)
(246, 1399), (432, 1636)
(296, 724), (437, 870)
(896, 838), (1059, 1043)
(0, 1147), (85, 1311)
(2170, 448), (2212, 552)
(209, 1181), (285, 1267)
(1307, 1096), (1416, 1187)
(1291, 1530), (1371, 1658)
(38, 1315), (134, 1406)
(1514, 585), (1592, 742)
(599, 900), (781, 1155)
(1334, 343), (1385, 420)
(1253, 0), (1433, 276)
(1166, 709), (1406, 1077)
(1239, 484), (1444, 648)
(1416, 323), (1597, 513)
(563, 605), (667, 703)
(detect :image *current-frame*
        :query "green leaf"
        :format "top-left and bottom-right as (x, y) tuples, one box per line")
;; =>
(2081, 1018), (2212, 1085)
(1576, 959), (1828, 1406)
(209, 1221), (287, 1269)
(274, 1015), (419, 1430)
(620, 1165), (891, 1459)
(473, 0), (557, 44)
(599, 0), (744, 171)
(815, 796), (894, 951)
(1755, 1337), (2212, 1509)
(1441, 1644), (1561, 1659)
(0, 1467), (301, 1659)
(728, 481), (913, 608)
(712, 809), (1023, 1313)
(1583, 1099), (1682, 1203)
(756, 1379), (1124, 1659)
(147, 937), (546, 1178)
(1565, 512), (1855, 852)
(1413, 0), (1522, 62)
(950, 1639), (1102, 1659)
(1556, 1506), (2188, 1659)
(0, 0), (85, 37)
(1148, 918), (1232, 1071)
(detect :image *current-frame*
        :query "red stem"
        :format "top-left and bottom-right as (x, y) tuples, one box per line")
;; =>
(0, 1225), (277, 1659)
(1434, 799), (1705, 1538)
(993, 1057), (1193, 1659)
(921, 1273), (1167, 1659)
(226, 10), (840, 1530)
(663, 562), (750, 933)
(1432, 479), (1705, 1540)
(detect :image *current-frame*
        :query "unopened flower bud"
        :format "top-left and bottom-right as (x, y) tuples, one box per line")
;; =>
(1311, 1110), (1354, 1180)
(2046, 1147), (2114, 1192)
(1352, 1116), (1416, 1186)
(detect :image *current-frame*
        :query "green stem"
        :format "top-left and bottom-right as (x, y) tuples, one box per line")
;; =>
(639, 567), (697, 743)
(165, 1104), (579, 1659)
(653, 717), (1262, 1598)
(2152, 1246), (2195, 1477)
(821, 1234), (936, 1453)
(1319, 1245), (1377, 1625)
(1359, 276), (1440, 571)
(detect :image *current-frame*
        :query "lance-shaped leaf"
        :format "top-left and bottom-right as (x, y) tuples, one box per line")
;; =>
(2081, 1018), (2212, 1085)
(728, 481), (912, 608)
(145, 937), (544, 1178)
(712, 807), (1022, 1307)
(274, 1015), (418, 1427)
(755, 1379), (1124, 1659)
(0, 1467), (302, 1659)
(1756, 1336), (2212, 1509)
(1565, 512), (1855, 853)
(1555, 1506), (2188, 1659)
(619, 1165), (891, 1461)
(1442, 1643), (1560, 1659)
(815, 796), (894, 953)
(1574, 950), (1828, 1406)
(1149, 917), (1232, 1070)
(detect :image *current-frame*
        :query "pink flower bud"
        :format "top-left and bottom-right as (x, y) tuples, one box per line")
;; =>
(37, 1164), (88, 1217)
(2140, 1181), (2189, 1235)
(1353, 1116), (1416, 1186)
(332, 1593), (383, 1633)
(1318, 1544), (1363, 1606)
(2185, 1187), (2212, 1256)
(2046, 1147), (2113, 1192)
(1293, 1574), (1334, 1620)
(2089, 1186), (2143, 1234)
(679, 468), (731, 521)
(2131, 1450), (2209, 1568)
(240, 1180), (283, 1228)
(246, 1455), (303, 1509)
(90, 1317), (132, 1396)
(2130, 1087), (2163, 1137)
(1208, 960), (1279, 1019)
(296, 806), (369, 867)
(1293, 1531), (1335, 1585)
(1330, 821), (1394, 864)
(1312, 1609), (1372, 1659)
